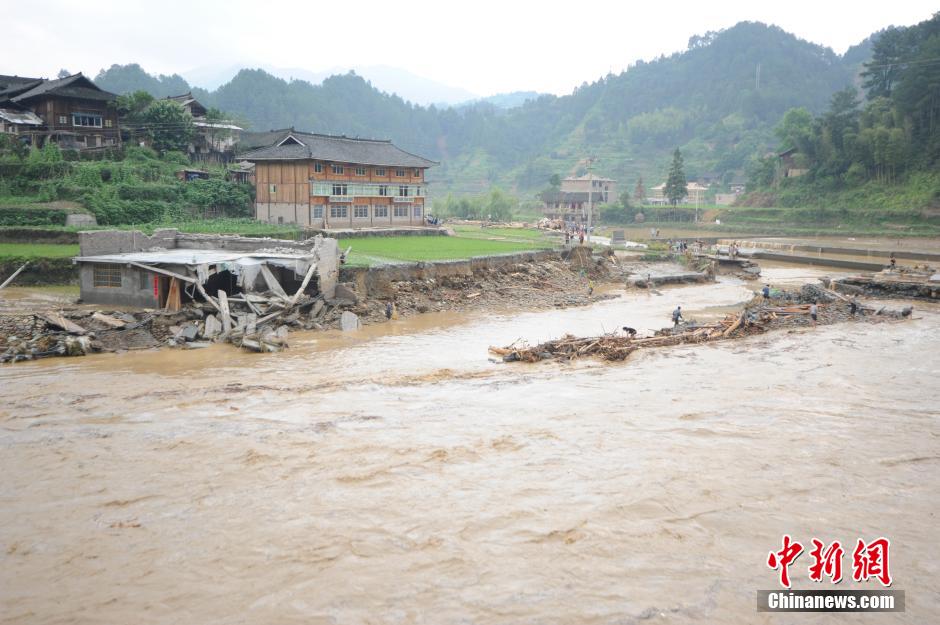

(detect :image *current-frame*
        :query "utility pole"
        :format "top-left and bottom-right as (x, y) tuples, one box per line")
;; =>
(586, 156), (595, 241)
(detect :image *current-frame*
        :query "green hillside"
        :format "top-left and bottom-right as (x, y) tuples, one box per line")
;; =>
(95, 21), (867, 196)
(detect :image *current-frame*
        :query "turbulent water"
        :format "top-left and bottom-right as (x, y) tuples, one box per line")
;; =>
(1, 266), (938, 624)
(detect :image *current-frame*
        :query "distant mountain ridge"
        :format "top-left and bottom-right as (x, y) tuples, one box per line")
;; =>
(94, 21), (877, 194)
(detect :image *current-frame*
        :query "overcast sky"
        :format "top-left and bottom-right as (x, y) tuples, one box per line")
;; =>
(3, 0), (936, 96)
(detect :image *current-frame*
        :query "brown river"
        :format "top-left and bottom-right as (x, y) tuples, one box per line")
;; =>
(1, 265), (938, 624)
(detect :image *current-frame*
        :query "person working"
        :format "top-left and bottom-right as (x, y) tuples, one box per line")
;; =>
(672, 305), (683, 329)
(762, 284), (771, 301)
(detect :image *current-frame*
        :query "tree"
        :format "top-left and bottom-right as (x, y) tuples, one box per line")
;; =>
(633, 176), (646, 202)
(664, 148), (688, 205)
(548, 173), (561, 189)
(138, 100), (194, 153)
(775, 107), (815, 154)
(57, 69), (71, 79)
(113, 90), (155, 121)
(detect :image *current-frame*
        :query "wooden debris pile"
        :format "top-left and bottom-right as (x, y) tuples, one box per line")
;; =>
(490, 285), (912, 364)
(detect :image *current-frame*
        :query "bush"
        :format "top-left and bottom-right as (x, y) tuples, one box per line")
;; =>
(0, 207), (69, 226)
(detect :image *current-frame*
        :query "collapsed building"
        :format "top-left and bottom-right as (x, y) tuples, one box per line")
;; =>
(73, 229), (339, 308)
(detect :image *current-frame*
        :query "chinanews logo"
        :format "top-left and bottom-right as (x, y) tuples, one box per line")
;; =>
(757, 535), (905, 612)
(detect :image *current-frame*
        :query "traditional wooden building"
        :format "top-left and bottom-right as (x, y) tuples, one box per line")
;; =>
(238, 130), (437, 228)
(539, 174), (616, 224)
(0, 73), (119, 151)
(165, 92), (242, 163)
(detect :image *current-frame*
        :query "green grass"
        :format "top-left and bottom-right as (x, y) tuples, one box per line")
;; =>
(0, 219), (302, 239)
(0, 243), (79, 258)
(339, 233), (552, 266)
(450, 224), (555, 243)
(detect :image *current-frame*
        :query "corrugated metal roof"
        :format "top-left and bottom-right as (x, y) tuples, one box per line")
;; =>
(74, 249), (316, 265)
(238, 130), (437, 168)
(0, 108), (43, 125)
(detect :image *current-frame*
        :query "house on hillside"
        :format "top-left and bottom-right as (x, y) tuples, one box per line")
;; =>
(164, 92), (242, 164)
(539, 174), (616, 225)
(0, 73), (120, 151)
(237, 130), (437, 228)
(777, 148), (808, 179)
(649, 181), (708, 205)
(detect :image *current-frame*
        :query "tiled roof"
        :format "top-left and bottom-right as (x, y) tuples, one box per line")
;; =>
(238, 129), (436, 168)
(0, 108), (43, 125)
(8, 73), (116, 104)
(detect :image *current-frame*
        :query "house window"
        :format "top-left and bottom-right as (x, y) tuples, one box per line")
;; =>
(331, 164), (344, 174)
(393, 205), (409, 218)
(375, 168), (386, 176)
(331, 183), (347, 196)
(414, 169), (420, 177)
(354, 205), (369, 218)
(330, 205), (348, 218)
(314, 162), (323, 173)
(398, 185), (409, 197)
(415, 186), (422, 196)
(378, 185), (389, 196)
(395, 168), (405, 177)
(72, 112), (103, 128)
(57, 115), (67, 124)
(104, 119), (113, 128)
(269, 183), (277, 194)
(312, 205), (324, 218)
(139, 270), (149, 290)
(355, 167), (366, 176)
(373, 205), (388, 218)
(414, 205), (423, 217)
(93, 264), (122, 288)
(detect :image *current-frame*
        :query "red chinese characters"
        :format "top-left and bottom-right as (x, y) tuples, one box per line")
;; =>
(808, 539), (844, 583)
(767, 534), (804, 588)
(852, 537), (892, 587)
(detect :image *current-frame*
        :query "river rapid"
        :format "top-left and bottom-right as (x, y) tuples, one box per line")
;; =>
(1, 266), (938, 624)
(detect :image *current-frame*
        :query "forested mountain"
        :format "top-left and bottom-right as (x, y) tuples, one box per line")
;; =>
(94, 64), (191, 98)
(95, 21), (874, 194)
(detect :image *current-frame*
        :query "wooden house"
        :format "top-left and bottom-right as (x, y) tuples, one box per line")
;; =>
(0, 73), (119, 151)
(238, 130), (437, 228)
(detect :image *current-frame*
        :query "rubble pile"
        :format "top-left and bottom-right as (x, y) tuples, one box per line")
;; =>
(491, 284), (912, 364)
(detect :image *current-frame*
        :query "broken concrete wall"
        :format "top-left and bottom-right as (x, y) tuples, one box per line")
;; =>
(78, 264), (160, 308)
(79, 229), (179, 256)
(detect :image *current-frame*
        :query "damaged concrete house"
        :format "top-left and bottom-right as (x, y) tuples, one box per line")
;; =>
(73, 229), (339, 310)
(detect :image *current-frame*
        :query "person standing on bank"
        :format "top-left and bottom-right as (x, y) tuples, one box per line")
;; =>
(672, 305), (683, 330)
(810, 300), (818, 327)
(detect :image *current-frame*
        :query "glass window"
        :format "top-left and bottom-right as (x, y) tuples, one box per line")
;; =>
(395, 168), (405, 177)
(378, 185), (389, 196)
(314, 162), (323, 173)
(331, 183), (347, 196)
(398, 185), (409, 197)
(105, 119), (113, 128)
(354, 205), (369, 218)
(269, 183), (277, 194)
(394, 205), (409, 217)
(373, 205), (388, 218)
(57, 115), (67, 124)
(331, 164), (344, 174)
(330, 205), (348, 218)
(312, 205), (324, 218)
(139, 270), (149, 290)
(93, 264), (122, 288)
(355, 167), (366, 176)
(72, 113), (103, 127)
(414, 205), (423, 217)
(375, 168), (386, 176)
(414, 169), (420, 177)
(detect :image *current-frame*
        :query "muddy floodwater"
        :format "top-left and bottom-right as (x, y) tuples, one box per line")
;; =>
(1, 266), (938, 624)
